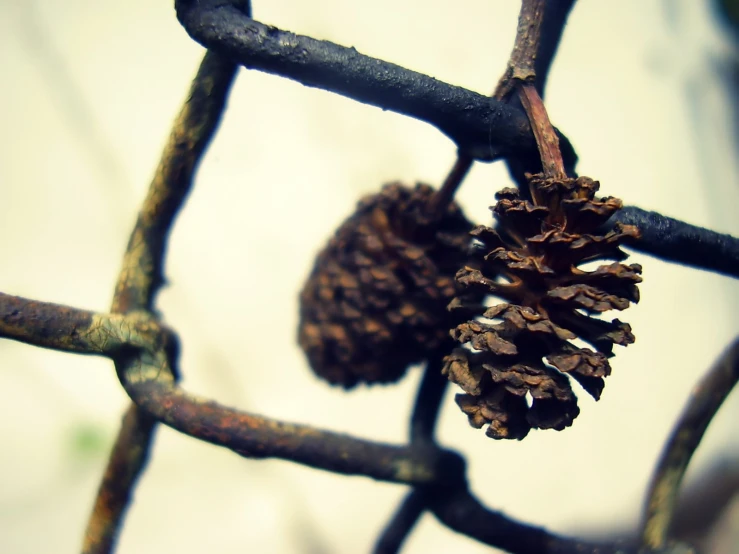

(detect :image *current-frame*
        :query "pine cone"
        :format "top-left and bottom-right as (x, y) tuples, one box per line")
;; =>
(299, 182), (474, 388)
(443, 174), (642, 440)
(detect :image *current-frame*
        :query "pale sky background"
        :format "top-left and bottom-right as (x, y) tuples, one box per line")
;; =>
(1, 1), (738, 553)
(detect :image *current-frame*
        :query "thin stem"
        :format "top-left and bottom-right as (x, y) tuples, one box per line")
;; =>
(427, 154), (474, 219)
(534, 0), (578, 97)
(518, 83), (566, 180)
(429, 0), (578, 215)
(409, 353), (450, 444)
(373, 354), (449, 552)
(640, 337), (739, 550)
(81, 406), (157, 553)
(373, 490), (428, 554)
(82, 48), (240, 554)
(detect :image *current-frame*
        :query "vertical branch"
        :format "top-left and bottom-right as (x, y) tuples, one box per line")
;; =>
(494, 0), (547, 99)
(640, 337), (739, 550)
(374, 353), (448, 553)
(409, 354), (449, 443)
(427, 154), (475, 219)
(429, 0), (577, 218)
(379, 3), (580, 550)
(81, 50), (240, 554)
(517, 83), (566, 179)
(498, 0), (569, 180)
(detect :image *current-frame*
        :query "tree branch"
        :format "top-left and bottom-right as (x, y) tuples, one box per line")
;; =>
(373, 489), (429, 554)
(173, 0), (576, 164)
(409, 354), (449, 444)
(612, 206), (739, 279)
(0, 293), (110, 355)
(640, 337), (739, 550)
(123, 375), (463, 484)
(82, 48), (239, 554)
(427, 482), (636, 554)
(118, 353), (636, 554)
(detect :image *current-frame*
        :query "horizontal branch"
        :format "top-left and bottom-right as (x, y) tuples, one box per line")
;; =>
(123, 377), (463, 484)
(0, 292), (174, 361)
(173, 0), (576, 163)
(117, 347), (638, 553)
(614, 206), (739, 279)
(0, 292), (119, 356)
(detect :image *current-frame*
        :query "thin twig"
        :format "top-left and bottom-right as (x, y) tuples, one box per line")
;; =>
(373, 489), (429, 554)
(517, 83), (566, 179)
(494, 0), (547, 99)
(640, 337), (739, 550)
(379, 3), (581, 548)
(504, 0), (579, 188)
(612, 206), (739, 280)
(82, 49), (239, 554)
(427, 154), (475, 219)
(82, 406), (157, 554)
(496, 0), (569, 182)
(372, 354), (449, 552)
(409, 354), (449, 444)
(534, 0), (578, 97)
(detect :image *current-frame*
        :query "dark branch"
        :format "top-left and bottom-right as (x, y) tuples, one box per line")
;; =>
(427, 483), (636, 554)
(373, 354), (449, 551)
(503, 0), (580, 193)
(124, 376), (463, 484)
(535, 0), (578, 97)
(409, 354), (449, 444)
(83, 406), (158, 554)
(613, 206), (739, 279)
(373, 489), (428, 554)
(174, 0), (576, 164)
(640, 337), (739, 550)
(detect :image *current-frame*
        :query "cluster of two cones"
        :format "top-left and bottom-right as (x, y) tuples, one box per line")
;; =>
(298, 175), (641, 440)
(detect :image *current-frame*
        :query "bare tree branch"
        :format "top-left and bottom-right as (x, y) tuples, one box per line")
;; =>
(640, 337), (739, 550)
(427, 483), (636, 554)
(374, 489), (429, 554)
(173, 0), (577, 164)
(123, 375), (463, 484)
(0, 293), (109, 355)
(613, 206), (739, 279)
(82, 48), (240, 554)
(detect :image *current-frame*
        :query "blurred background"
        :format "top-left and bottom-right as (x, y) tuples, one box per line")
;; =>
(1, 0), (738, 552)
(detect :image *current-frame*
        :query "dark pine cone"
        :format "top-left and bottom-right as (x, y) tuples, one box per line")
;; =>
(443, 174), (642, 440)
(299, 182), (474, 388)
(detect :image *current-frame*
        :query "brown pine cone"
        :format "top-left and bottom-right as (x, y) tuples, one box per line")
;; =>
(443, 174), (642, 440)
(299, 182), (474, 388)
